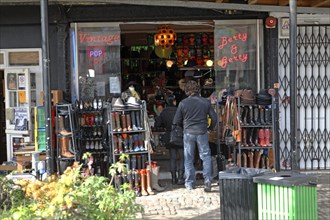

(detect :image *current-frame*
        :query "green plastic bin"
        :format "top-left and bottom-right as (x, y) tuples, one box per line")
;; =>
(253, 172), (317, 220)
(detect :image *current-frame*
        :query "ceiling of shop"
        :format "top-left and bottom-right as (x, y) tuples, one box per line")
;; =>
(0, 0), (329, 8)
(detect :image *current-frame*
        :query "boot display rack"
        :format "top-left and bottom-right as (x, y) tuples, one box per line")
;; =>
(107, 100), (153, 196)
(55, 104), (78, 173)
(76, 99), (109, 176)
(236, 96), (276, 169)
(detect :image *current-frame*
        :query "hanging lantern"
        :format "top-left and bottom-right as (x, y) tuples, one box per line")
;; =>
(154, 25), (177, 49)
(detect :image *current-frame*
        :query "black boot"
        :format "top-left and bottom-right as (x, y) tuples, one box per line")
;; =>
(177, 170), (185, 185)
(171, 171), (178, 184)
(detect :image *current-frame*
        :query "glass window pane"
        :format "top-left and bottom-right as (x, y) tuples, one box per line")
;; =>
(214, 20), (262, 92)
(71, 24), (121, 100)
(8, 51), (39, 66)
(0, 53), (4, 65)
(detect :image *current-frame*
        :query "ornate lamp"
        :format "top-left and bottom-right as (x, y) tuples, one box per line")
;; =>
(154, 25), (177, 49)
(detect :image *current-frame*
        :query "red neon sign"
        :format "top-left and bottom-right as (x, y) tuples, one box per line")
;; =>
(79, 33), (120, 46)
(217, 32), (248, 69)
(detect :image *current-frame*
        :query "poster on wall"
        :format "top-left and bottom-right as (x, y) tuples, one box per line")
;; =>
(109, 76), (121, 94)
(7, 73), (17, 90)
(14, 107), (28, 130)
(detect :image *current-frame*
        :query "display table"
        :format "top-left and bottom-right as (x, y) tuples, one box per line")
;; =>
(14, 150), (46, 171)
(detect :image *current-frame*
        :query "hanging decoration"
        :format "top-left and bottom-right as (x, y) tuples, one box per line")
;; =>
(154, 25), (177, 49)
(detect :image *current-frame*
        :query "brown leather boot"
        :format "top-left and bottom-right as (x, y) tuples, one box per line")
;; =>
(268, 149), (274, 168)
(121, 114), (127, 132)
(140, 169), (149, 196)
(146, 168), (155, 195)
(248, 151), (254, 168)
(57, 116), (72, 136)
(111, 113), (117, 132)
(254, 150), (263, 168)
(236, 153), (241, 167)
(126, 114), (132, 131)
(115, 112), (122, 132)
(242, 128), (247, 147)
(242, 152), (247, 168)
(59, 137), (74, 158)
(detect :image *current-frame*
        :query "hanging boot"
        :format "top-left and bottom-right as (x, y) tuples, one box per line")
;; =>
(126, 114), (132, 131)
(58, 116), (72, 136)
(146, 168), (155, 195)
(131, 111), (138, 131)
(121, 113), (127, 132)
(150, 166), (165, 192)
(111, 113), (117, 132)
(177, 170), (185, 185)
(171, 171), (178, 184)
(59, 137), (74, 158)
(140, 169), (149, 196)
(115, 112), (122, 132)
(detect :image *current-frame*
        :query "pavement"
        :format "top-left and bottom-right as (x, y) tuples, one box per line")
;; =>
(136, 171), (330, 220)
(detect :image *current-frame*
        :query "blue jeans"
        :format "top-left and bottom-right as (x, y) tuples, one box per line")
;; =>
(183, 132), (212, 188)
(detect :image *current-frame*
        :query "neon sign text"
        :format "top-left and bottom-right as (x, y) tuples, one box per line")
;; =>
(79, 33), (120, 46)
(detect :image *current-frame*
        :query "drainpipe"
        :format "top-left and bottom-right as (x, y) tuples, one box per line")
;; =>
(40, 0), (54, 174)
(289, 0), (299, 171)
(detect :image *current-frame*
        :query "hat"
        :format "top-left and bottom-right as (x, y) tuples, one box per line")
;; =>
(112, 97), (125, 110)
(126, 96), (141, 108)
(185, 70), (195, 77)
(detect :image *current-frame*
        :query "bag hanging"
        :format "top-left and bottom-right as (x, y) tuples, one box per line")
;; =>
(170, 125), (183, 146)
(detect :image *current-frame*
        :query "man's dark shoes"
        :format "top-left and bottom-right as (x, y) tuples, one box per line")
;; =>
(204, 182), (211, 192)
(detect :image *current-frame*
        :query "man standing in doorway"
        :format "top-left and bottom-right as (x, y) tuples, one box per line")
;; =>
(173, 80), (217, 192)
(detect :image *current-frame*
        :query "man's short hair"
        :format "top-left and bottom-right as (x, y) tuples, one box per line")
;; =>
(185, 80), (200, 96)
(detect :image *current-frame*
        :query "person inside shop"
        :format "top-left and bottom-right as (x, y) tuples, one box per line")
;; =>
(173, 78), (187, 105)
(173, 80), (217, 192)
(155, 94), (185, 185)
